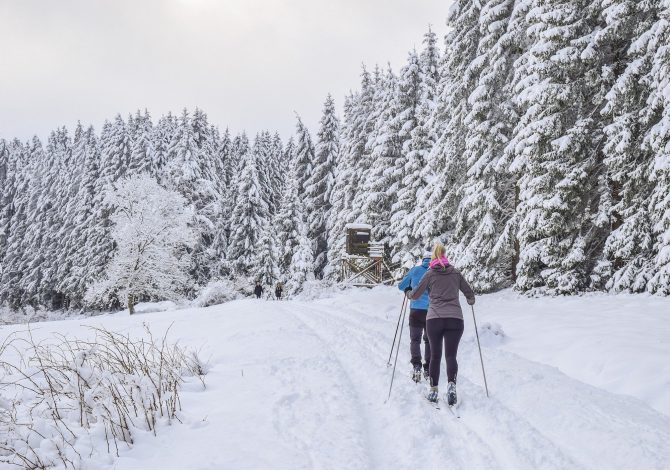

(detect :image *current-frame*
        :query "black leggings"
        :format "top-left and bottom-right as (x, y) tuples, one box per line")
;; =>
(427, 318), (464, 387)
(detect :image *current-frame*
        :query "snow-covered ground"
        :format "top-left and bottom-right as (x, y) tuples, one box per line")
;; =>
(1, 287), (668, 469)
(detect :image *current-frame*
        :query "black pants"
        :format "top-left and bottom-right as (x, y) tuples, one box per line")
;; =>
(409, 309), (430, 371)
(427, 318), (464, 387)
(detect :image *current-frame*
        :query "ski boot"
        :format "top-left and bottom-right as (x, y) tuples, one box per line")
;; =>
(423, 368), (430, 381)
(426, 386), (439, 404)
(447, 381), (457, 407)
(412, 365), (422, 383)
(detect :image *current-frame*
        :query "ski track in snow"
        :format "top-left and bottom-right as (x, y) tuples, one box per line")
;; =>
(2, 289), (669, 470)
(289, 301), (583, 470)
(268, 308), (373, 470)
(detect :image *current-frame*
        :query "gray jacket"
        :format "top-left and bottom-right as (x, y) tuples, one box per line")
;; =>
(409, 264), (475, 320)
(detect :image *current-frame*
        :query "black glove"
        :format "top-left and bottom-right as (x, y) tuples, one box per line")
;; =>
(405, 289), (413, 299)
(404, 287), (412, 293)
(467, 297), (475, 306)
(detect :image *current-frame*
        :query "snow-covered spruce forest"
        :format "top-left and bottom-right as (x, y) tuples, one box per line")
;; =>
(2, 0), (670, 312)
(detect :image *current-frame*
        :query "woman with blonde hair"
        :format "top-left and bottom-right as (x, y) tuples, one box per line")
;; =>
(407, 241), (475, 406)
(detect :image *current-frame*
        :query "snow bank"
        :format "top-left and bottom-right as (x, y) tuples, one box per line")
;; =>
(133, 300), (181, 314)
(473, 289), (670, 416)
(292, 280), (349, 301)
(193, 279), (242, 307)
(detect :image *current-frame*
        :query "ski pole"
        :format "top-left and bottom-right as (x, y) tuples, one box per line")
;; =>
(387, 296), (407, 367)
(470, 304), (489, 398)
(386, 297), (408, 402)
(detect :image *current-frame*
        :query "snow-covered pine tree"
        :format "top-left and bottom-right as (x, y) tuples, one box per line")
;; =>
(420, 25), (441, 87)
(164, 108), (222, 284)
(210, 126), (227, 191)
(227, 132), (250, 213)
(359, 65), (401, 245)
(269, 132), (286, 211)
(211, 128), (233, 276)
(274, 174), (300, 274)
(347, 66), (378, 224)
(407, 28), (441, 248)
(216, 128), (233, 189)
(54, 124), (94, 306)
(85, 174), (195, 313)
(152, 113), (177, 183)
(129, 109), (153, 173)
(253, 131), (277, 215)
(506, 0), (606, 294)
(73, 120), (120, 304)
(226, 145), (269, 276)
(592, 0), (660, 292)
(0, 139), (15, 283)
(254, 225), (280, 287)
(285, 207), (315, 296)
(388, 49), (426, 266)
(646, 0), (670, 294)
(273, 144), (317, 293)
(413, 0), (483, 256)
(39, 128), (72, 308)
(305, 94), (339, 277)
(450, 0), (518, 292)
(63, 126), (101, 306)
(16, 138), (51, 308)
(325, 93), (357, 279)
(0, 140), (28, 309)
(283, 136), (296, 176)
(294, 115), (315, 194)
(250, 131), (282, 285)
(101, 114), (132, 182)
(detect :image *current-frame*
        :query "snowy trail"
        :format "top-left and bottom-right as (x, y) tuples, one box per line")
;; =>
(307, 293), (670, 470)
(2, 288), (669, 469)
(288, 301), (583, 470)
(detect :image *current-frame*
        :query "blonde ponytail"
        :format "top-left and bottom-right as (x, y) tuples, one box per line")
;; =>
(431, 242), (446, 260)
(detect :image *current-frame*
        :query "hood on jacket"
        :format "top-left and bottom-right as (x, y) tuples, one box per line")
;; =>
(431, 263), (455, 274)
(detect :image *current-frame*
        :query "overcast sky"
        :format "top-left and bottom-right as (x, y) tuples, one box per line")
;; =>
(0, 0), (451, 142)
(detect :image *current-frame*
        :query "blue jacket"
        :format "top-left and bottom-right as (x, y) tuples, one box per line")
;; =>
(398, 258), (430, 310)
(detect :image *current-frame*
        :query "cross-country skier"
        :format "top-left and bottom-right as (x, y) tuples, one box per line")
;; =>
(398, 249), (432, 382)
(275, 282), (283, 300)
(254, 282), (263, 299)
(407, 242), (475, 406)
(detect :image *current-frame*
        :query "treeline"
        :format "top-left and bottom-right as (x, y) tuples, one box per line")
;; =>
(1, 0), (669, 311)
(328, 0), (670, 295)
(0, 108), (334, 309)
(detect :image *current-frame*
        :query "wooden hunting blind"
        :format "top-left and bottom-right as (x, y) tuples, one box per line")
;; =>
(346, 225), (371, 256)
(341, 223), (394, 286)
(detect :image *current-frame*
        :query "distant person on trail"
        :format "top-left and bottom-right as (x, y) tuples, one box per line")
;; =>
(398, 249), (432, 383)
(407, 242), (475, 407)
(254, 282), (263, 299)
(275, 282), (283, 300)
